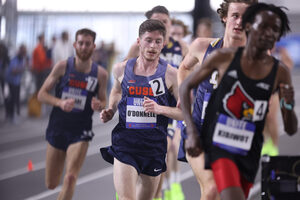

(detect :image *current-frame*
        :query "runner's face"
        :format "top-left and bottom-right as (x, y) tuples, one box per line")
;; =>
(138, 31), (164, 61)
(151, 13), (171, 36)
(74, 34), (95, 61)
(250, 11), (282, 51)
(170, 24), (184, 40)
(223, 2), (248, 41)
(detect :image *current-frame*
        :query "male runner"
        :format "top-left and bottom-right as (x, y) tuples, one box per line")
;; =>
(100, 19), (182, 200)
(126, 5), (188, 200)
(179, 3), (297, 199)
(38, 28), (108, 200)
(177, 1), (257, 199)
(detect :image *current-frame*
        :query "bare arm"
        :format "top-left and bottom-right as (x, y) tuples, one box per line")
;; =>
(179, 49), (233, 156)
(177, 38), (211, 86)
(100, 61), (125, 122)
(276, 62), (298, 135)
(37, 60), (75, 112)
(91, 66), (108, 112)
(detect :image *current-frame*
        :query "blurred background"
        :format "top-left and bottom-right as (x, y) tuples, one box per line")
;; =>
(0, 0), (300, 199)
(1, 0), (300, 104)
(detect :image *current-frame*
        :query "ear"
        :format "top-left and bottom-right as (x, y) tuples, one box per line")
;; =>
(73, 41), (76, 48)
(137, 37), (140, 46)
(222, 16), (227, 24)
(245, 23), (251, 32)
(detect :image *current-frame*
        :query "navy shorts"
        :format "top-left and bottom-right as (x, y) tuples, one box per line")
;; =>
(177, 125), (188, 162)
(100, 146), (166, 176)
(46, 128), (94, 151)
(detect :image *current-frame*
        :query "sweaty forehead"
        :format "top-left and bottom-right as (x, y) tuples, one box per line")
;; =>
(254, 10), (281, 26)
(151, 13), (170, 21)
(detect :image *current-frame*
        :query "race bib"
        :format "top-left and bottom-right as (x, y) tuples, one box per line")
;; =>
(201, 92), (211, 123)
(253, 100), (268, 121)
(61, 87), (87, 110)
(213, 114), (255, 156)
(126, 97), (157, 129)
(86, 76), (98, 92)
(149, 78), (165, 97)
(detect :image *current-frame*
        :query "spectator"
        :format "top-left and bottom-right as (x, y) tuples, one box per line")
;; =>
(5, 44), (28, 123)
(52, 31), (74, 65)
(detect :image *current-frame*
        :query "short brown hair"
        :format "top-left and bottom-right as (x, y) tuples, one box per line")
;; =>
(75, 28), (96, 42)
(145, 5), (169, 19)
(139, 19), (166, 38)
(217, 0), (258, 25)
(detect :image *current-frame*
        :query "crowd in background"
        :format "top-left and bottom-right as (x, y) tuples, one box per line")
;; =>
(0, 30), (117, 123)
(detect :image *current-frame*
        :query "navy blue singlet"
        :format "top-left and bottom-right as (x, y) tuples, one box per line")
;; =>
(46, 57), (98, 132)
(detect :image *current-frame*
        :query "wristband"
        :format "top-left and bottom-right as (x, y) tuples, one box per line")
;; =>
(280, 98), (294, 110)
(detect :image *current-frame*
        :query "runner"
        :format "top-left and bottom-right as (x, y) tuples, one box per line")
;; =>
(177, 1), (257, 200)
(179, 3), (297, 199)
(100, 19), (182, 200)
(38, 28), (108, 200)
(126, 6), (188, 200)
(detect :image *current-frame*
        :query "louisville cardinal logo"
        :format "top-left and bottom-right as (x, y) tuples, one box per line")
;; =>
(223, 82), (254, 120)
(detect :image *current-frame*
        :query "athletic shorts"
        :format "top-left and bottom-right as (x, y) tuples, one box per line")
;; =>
(100, 146), (166, 177)
(46, 128), (94, 151)
(177, 125), (188, 162)
(211, 158), (253, 198)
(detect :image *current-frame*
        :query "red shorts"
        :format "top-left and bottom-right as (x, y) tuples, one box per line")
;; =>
(211, 158), (253, 198)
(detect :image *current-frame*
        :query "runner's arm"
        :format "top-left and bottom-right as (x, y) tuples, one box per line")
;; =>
(37, 60), (68, 108)
(91, 66), (108, 112)
(277, 62), (298, 135)
(100, 62), (124, 122)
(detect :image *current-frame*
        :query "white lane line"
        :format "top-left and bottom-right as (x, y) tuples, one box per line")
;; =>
(25, 167), (113, 200)
(0, 141), (110, 181)
(180, 169), (194, 182)
(0, 143), (46, 160)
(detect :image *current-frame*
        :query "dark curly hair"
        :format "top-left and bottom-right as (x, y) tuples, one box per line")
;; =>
(242, 3), (290, 39)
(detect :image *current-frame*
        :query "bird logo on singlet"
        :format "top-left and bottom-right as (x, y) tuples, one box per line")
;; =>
(223, 82), (254, 121)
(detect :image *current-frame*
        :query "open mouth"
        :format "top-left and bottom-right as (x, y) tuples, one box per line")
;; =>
(233, 28), (243, 33)
(147, 51), (157, 55)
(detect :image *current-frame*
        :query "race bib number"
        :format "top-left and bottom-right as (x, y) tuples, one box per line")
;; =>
(149, 78), (165, 97)
(61, 87), (87, 110)
(213, 114), (255, 156)
(126, 97), (157, 129)
(252, 100), (268, 122)
(86, 76), (98, 92)
(209, 70), (218, 89)
(201, 92), (211, 123)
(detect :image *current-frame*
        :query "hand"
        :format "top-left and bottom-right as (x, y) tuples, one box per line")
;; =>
(100, 108), (114, 123)
(185, 126), (203, 157)
(279, 84), (294, 104)
(91, 97), (102, 111)
(59, 98), (75, 112)
(143, 96), (161, 114)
